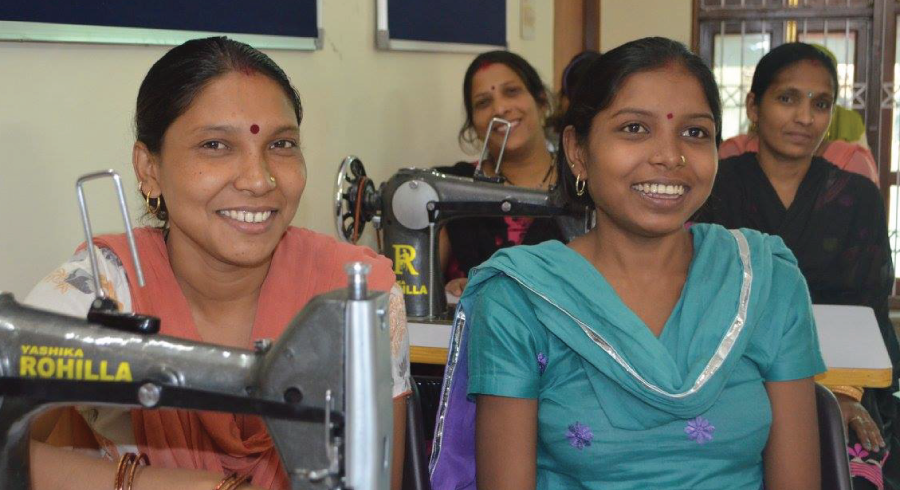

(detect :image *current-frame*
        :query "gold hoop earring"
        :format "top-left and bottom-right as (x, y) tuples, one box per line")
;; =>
(146, 193), (161, 215)
(139, 182), (161, 215)
(575, 174), (587, 197)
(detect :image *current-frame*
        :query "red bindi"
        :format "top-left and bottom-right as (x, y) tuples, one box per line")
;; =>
(666, 113), (673, 119)
(250, 124), (260, 134)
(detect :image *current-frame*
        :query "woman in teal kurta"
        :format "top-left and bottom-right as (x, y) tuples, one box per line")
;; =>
(466, 226), (823, 489)
(429, 37), (825, 490)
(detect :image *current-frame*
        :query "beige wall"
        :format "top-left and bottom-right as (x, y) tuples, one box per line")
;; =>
(601, 0), (693, 51)
(0, 0), (553, 298)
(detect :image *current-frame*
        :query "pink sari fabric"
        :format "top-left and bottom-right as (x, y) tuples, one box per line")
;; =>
(719, 134), (879, 186)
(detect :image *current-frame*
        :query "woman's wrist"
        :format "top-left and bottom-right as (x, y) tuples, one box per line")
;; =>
(114, 452), (149, 490)
(829, 385), (864, 403)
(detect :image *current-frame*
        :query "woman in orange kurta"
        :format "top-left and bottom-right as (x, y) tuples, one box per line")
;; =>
(25, 37), (411, 490)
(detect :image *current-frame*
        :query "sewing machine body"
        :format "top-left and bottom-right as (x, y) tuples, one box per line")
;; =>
(0, 286), (392, 490)
(341, 163), (588, 319)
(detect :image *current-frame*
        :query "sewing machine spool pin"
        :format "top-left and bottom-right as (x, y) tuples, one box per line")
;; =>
(76, 170), (160, 334)
(473, 117), (512, 182)
(345, 262), (371, 300)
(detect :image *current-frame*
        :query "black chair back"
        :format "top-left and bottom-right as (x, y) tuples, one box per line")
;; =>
(403, 379), (433, 490)
(816, 383), (852, 490)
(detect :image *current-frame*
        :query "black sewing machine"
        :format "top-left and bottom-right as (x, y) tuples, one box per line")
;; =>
(334, 118), (591, 320)
(0, 171), (393, 490)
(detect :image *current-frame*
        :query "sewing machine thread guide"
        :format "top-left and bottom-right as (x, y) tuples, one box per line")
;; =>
(75, 169), (145, 290)
(76, 170), (161, 334)
(474, 117), (512, 179)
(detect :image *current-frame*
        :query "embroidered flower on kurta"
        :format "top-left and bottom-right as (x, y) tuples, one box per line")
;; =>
(848, 443), (870, 460)
(566, 422), (593, 450)
(685, 416), (715, 444)
(537, 353), (548, 374)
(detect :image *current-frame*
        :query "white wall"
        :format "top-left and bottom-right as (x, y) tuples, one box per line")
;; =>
(601, 0), (693, 51)
(0, 0), (553, 298)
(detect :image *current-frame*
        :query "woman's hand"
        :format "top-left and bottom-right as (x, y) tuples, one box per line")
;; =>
(30, 441), (269, 490)
(835, 393), (885, 451)
(445, 278), (468, 297)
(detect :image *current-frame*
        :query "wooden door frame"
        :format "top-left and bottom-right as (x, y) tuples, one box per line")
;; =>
(553, 0), (601, 91)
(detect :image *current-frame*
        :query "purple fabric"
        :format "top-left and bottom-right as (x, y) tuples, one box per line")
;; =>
(537, 352), (548, 374)
(566, 421), (594, 450)
(684, 416), (715, 444)
(430, 324), (477, 490)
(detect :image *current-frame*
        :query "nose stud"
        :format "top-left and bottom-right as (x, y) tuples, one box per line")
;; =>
(680, 155), (687, 165)
(269, 175), (277, 186)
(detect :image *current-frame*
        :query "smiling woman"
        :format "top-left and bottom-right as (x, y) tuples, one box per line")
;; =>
(430, 37), (825, 490)
(133, 70), (307, 271)
(435, 50), (565, 297)
(695, 42), (900, 490)
(23, 37), (411, 490)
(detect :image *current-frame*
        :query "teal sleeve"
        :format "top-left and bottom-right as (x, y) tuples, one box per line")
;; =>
(764, 267), (828, 381)
(467, 275), (544, 399)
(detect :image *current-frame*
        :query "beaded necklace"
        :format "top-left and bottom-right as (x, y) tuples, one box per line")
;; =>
(500, 152), (557, 190)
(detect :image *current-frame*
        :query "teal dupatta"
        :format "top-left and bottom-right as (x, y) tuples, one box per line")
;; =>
(462, 224), (794, 430)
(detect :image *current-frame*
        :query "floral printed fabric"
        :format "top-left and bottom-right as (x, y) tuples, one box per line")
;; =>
(848, 443), (890, 490)
(29, 247), (132, 316)
(387, 283), (412, 397)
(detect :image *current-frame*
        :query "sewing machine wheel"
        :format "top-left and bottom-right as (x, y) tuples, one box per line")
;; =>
(334, 156), (377, 243)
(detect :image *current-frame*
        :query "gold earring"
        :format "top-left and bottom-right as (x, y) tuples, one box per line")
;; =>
(139, 181), (161, 215)
(749, 122), (758, 133)
(575, 174), (587, 196)
(146, 193), (161, 215)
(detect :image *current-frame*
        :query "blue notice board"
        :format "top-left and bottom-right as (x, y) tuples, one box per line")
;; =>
(0, 1), (322, 51)
(376, 0), (506, 53)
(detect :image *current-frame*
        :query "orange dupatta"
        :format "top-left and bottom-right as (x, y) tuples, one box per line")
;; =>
(89, 226), (394, 489)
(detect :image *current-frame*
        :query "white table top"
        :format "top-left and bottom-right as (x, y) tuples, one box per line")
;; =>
(408, 320), (453, 349)
(409, 304), (893, 386)
(813, 304), (891, 370)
